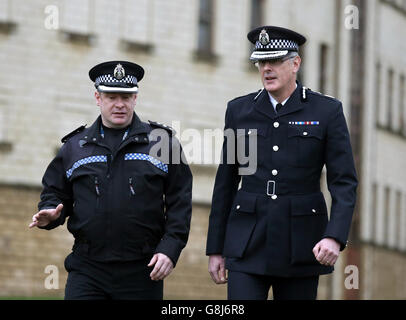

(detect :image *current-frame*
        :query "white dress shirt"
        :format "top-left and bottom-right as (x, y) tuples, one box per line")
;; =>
(267, 83), (297, 112)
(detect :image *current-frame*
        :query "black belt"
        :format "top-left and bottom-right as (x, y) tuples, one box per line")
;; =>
(241, 179), (320, 196)
(73, 236), (159, 255)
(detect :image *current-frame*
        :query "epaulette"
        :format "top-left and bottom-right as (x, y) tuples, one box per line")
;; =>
(305, 87), (338, 102)
(226, 90), (261, 105)
(301, 86), (309, 102)
(61, 125), (86, 143)
(148, 120), (176, 136)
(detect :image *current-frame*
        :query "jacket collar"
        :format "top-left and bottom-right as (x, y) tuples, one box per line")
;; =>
(253, 81), (305, 120)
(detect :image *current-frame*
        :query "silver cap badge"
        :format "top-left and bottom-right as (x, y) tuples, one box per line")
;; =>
(259, 29), (270, 46)
(113, 64), (125, 80)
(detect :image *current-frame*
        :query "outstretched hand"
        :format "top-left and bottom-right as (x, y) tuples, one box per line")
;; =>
(29, 204), (63, 228)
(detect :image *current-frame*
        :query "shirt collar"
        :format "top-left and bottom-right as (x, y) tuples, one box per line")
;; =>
(267, 83), (298, 110)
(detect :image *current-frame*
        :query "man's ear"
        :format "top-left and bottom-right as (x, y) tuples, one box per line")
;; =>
(293, 56), (302, 74)
(129, 93), (137, 106)
(95, 91), (101, 106)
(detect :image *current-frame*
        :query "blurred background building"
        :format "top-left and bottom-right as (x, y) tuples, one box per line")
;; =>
(0, 0), (404, 299)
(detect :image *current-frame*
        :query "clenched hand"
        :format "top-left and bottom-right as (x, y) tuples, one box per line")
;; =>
(208, 254), (227, 284)
(148, 253), (174, 281)
(313, 237), (340, 266)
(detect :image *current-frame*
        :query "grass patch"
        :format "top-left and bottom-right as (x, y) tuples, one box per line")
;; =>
(0, 296), (63, 300)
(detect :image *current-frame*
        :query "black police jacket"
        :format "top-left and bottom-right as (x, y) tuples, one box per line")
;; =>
(206, 83), (358, 277)
(38, 113), (192, 265)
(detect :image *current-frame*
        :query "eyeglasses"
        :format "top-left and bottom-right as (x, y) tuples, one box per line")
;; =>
(257, 55), (296, 66)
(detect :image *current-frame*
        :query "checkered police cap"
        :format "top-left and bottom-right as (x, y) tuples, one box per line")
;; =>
(247, 26), (306, 61)
(89, 60), (145, 93)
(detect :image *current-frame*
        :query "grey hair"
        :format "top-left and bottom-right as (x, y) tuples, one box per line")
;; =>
(285, 51), (299, 59)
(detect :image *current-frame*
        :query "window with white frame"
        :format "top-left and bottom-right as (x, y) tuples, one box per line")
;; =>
(0, 105), (11, 152)
(60, 0), (93, 41)
(371, 182), (378, 241)
(121, 0), (154, 50)
(375, 62), (381, 127)
(387, 68), (394, 131)
(0, 0), (16, 33)
(250, 0), (265, 30)
(197, 0), (214, 57)
(384, 186), (391, 245)
(395, 190), (402, 248)
(399, 74), (405, 135)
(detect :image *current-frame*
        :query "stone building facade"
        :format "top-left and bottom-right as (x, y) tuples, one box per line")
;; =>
(0, 0), (404, 299)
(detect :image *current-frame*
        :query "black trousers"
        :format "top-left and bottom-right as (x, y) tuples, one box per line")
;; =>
(64, 253), (163, 300)
(228, 271), (319, 300)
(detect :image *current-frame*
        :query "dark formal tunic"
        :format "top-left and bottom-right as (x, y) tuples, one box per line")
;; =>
(206, 83), (358, 277)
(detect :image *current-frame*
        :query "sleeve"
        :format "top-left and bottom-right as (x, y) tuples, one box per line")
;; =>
(323, 102), (358, 250)
(154, 138), (193, 267)
(206, 104), (241, 255)
(37, 145), (73, 230)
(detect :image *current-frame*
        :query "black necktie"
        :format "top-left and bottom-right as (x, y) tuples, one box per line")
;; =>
(276, 103), (283, 113)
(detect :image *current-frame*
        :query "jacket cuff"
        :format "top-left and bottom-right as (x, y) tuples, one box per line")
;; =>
(323, 235), (348, 251)
(37, 217), (62, 230)
(155, 238), (184, 267)
(37, 207), (63, 230)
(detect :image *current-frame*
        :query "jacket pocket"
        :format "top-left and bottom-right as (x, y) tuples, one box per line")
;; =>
(71, 174), (101, 227)
(223, 191), (257, 258)
(290, 192), (328, 265)
(287, 126), (323, 167)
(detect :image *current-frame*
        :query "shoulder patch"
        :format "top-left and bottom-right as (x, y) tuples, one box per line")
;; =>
(148, 120), (175, 135)
(61, 125), (86, 143)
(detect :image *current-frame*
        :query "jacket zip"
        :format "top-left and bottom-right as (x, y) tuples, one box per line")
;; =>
(106, 154), (113, 179)
(94, 176), (100, 196)
(129, 177), (136, 196)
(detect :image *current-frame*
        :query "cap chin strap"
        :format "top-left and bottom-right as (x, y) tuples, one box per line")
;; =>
(97, 85), (139, 94)
(250, 50), (288, 61)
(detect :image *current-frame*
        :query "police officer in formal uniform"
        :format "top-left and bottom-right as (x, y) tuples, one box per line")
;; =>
(206, 26), (358, 300)
(29, 61), (192, 299)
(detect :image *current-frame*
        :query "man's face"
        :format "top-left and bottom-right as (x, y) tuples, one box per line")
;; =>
(95, 91), (137, 128)
(258, 55), (301, 95)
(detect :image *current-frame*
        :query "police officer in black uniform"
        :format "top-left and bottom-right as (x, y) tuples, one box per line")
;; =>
(206, 26), (358, 300)
(29, 61), (193, 299)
